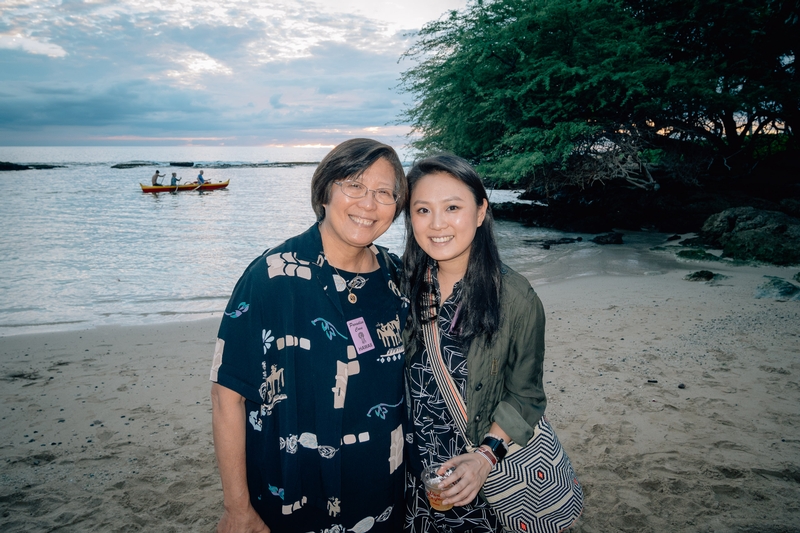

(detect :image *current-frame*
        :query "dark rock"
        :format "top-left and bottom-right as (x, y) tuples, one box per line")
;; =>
(678, 237), (706, 247)
(490, 202), (543, 226)
(494, 178), (784, 234)
(111, 161), (157, 169)
(0, 161), (62, 170)
(700, 207), (800, 265)
(491, 148), (800, 235)
(781, 198), (800, 218)
(794, 272), (800, 283)
(169, 162), (194, 167)
(546, 237), (579, 246)
(523, 237), (581, 249)
(754, 276), (800, 300)
(745, 150), (800, 202)
(0, 161), (31, 170)
(677, 249), (720, 261)
(591, 232), (624, 245)
(666, 234), (681, 241)
(685, 270), (715, 281)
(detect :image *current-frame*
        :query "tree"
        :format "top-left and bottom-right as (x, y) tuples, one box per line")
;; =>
(627, 0), (798, 159)
(399, 0), (798, 190)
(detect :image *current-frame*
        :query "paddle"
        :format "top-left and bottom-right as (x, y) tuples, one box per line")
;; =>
(173, 177), (182, 193)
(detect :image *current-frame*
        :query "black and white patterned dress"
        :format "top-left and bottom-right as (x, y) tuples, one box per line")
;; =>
(405, 279), (502, 533)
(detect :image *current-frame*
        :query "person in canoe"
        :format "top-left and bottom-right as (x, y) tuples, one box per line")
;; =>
(196, 170), (205, 185)
(152, 170), (164, 186)
(170, 172), (180, 186)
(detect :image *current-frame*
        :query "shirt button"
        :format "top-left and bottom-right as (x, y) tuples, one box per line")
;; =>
(474, 415), (481, 422)
(475, 383), (483, 391)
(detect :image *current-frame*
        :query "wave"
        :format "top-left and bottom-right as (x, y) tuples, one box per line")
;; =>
(110, 160), (321, 169)
(111, 295), (228, 305)
(3, 160), (321, 170)
(0, 319), (88, 328)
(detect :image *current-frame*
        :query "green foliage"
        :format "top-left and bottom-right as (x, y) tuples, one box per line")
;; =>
(748, 133), (791, 160)
(399, 0), (798, 188)
(627, 0), (798, 153)
(476, 151), (547, 188)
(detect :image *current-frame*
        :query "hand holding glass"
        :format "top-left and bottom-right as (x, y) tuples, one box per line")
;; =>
(421, 463), (455, 511)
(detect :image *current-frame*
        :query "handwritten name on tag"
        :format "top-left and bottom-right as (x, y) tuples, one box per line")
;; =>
(347, 317), (374, 354)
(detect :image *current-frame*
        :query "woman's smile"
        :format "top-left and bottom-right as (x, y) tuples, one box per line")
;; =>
(410, 171), (487, 275)
(349, 214), (376, 226)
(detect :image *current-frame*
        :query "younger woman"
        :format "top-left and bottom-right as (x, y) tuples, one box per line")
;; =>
(403, 154), (547, 532)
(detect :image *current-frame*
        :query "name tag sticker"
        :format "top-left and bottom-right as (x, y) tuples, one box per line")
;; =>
(347, 317), (375, 354)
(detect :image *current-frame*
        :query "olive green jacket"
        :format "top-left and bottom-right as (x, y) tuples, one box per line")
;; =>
(405, 265), (547, 446)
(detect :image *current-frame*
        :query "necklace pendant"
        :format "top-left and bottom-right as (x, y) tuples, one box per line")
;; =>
(348, 293), (357, 304)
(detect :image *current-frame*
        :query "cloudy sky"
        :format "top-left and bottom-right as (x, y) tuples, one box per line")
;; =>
(0, 0), (467, 147)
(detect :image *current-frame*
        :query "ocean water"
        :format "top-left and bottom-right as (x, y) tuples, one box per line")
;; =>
(0, 146), (678, 336)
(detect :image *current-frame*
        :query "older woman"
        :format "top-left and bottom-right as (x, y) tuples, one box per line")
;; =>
(211, 138), (409, 533)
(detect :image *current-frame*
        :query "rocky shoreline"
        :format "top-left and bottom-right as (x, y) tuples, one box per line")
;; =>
(0, 161), (63, 171)
(491, 156), (800, 266)
(110, 161), (319, 169)
(1, 160), (320, 171)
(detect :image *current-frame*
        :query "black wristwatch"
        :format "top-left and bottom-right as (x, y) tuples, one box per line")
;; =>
(481, 436), (508, 462)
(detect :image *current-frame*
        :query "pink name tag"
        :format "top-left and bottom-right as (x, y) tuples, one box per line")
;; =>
(347, 317), (374, 354)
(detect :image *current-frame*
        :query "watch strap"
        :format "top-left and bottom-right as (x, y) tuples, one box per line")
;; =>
(481, 435), (508, 462)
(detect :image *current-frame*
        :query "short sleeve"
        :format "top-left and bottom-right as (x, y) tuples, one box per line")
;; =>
(210, 256), (268, 404)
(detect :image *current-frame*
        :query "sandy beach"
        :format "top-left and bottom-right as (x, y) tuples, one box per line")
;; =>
(2, 257), (799, 532)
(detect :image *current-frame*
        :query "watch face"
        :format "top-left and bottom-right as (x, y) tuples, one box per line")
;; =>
(494, 443), (507, 461)
(494, 444), (506, 461)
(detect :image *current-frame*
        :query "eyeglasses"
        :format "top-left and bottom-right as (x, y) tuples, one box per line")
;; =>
(334, 180), (399, 205)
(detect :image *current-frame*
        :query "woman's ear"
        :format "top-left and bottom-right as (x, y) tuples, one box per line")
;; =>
(477, 198), (488, 227)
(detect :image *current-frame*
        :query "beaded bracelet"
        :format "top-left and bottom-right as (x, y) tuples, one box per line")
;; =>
(474, 446), (497, 468)
(481, 435), (508, 462)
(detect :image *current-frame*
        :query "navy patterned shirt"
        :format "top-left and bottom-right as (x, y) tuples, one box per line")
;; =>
(211, 224), (408, 532)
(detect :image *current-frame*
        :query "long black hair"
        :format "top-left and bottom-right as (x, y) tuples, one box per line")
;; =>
(403, 154), (503, 345)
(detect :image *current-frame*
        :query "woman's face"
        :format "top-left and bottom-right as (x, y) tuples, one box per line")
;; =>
(410, 171), (487, 274)
(320, 157), (398, 255)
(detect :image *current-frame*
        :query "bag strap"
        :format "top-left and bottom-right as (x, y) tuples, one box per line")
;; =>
(421, 265), (474, 446)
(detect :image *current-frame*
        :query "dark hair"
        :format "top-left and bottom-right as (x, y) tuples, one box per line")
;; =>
(311, 138), (407, 222)
(403, 154), (502, 344)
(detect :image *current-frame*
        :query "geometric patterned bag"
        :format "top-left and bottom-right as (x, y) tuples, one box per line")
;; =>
(420, 285), (583, 532)
(481, 416), (583, 533)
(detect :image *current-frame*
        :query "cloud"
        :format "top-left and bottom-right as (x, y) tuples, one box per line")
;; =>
(0, 80), (219, 128)
(270, 94), (287, 109)
(0, 0), (467, 145)
(0, 33), (67, 57)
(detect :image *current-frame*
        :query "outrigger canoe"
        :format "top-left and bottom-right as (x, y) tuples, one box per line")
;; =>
(140, 180), (230, 193)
